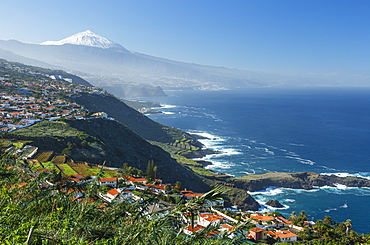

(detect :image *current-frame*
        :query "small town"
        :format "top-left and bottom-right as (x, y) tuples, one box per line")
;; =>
(0, 60), (105, 132)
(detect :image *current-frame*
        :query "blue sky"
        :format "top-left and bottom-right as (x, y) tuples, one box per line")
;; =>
(0, 0), (369, 81)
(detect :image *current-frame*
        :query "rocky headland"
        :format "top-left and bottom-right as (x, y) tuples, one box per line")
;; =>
(229, 171), (370, 192)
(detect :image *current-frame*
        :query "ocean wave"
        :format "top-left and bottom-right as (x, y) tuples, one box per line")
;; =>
(161, 111), (175, 115)
(286, 151), (299, 157)
(285, 156), (315, 165)
(239, 169), (256, 175)
(284, 199), (296, 203)
(315, 185), (370, 196)
(203, 160), (233, 169)
(248, 187), (284, 196)
(288, 143), (305, 147)
(189, 131), (224, 141)
(161, 104), (177, 109)
(324, 207), (337, 213)
(321, 172), (370, 180)
(255, 147), (275, 155)
(340, 203), (348, 208)
(189, 131), (242, 159)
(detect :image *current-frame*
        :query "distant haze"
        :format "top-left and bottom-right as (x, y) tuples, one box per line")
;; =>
(0, 0), (369, 87)
(0, 30), (352, 98)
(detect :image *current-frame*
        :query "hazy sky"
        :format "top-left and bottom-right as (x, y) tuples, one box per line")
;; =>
(0, 0), (369, 81)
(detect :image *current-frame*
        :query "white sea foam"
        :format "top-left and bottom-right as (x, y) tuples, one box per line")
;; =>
(284, 199), (296, 203)
(258, 201), (290, 211)
(203, 160), (232, 169)
(161, 104), (177, 109)
(161, 111), (175, 115)
(239, 169), (256, 175)
(288, 143), (305, 147)
(255, 147), (275, 155)
(286, 156), (315, 165)
(286, 151), (299, 157)
(189, 131), (242, 159)
(324, 207), (337, 213)
(248, 187), (284, 196)
(321, 172), (370, 180)
(333, 183), (349, 190)
(340, 203), (348, 208)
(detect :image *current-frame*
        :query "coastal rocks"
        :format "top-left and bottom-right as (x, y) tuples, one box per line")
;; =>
(266, 199), (284, 208)
(229, 172), (370, 192)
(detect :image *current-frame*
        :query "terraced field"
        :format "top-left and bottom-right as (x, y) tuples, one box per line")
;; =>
(52, 155), (66, 164)
(35, 151), (53, 162)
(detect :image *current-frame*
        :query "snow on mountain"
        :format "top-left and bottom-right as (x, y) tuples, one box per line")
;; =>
(41, 30), (127, 51)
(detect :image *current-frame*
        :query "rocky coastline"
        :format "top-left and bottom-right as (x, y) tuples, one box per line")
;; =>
(172, 118), (370, 212)
(230, 172), (370, 192)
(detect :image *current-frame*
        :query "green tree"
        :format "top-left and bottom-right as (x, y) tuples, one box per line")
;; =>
(345, 219), (352, 236)
(175, 181), (182, 190)
(146, 160), (155, 181)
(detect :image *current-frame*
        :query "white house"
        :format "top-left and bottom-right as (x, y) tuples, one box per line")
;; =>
(184, 224), (205, 236)
(99, 177), (118, 187)
(269, 230), (298, 242)
(198, 213), (224, 227)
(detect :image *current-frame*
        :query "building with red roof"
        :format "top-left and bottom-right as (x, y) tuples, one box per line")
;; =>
(268, 230), (298, 242)
(184, 224), (205, 236)
(99, 177), (118, 187)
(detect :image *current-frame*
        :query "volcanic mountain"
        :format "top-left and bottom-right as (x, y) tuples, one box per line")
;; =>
(41, 30), (129, 52)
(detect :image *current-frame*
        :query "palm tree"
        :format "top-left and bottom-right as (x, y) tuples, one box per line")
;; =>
(345, 219), (352, 236)
(289, 211), (296, 221)
(323, 215), (333, 226)
(299, 210), (306, 217)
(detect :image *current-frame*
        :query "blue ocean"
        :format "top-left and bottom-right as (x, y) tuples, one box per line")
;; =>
(145, 87), (370, 234)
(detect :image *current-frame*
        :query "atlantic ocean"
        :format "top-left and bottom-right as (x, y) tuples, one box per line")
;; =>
(145, 87), (370, 234)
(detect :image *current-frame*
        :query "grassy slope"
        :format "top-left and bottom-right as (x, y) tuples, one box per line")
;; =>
(70, 93), (201, 147)
(13, 119), (210, 192)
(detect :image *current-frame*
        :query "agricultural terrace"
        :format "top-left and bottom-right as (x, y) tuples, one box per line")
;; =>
(30, 156), (118, 178)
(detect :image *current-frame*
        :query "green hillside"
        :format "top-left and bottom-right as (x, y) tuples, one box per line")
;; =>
(70, 93), (201, 147)
(13, 119), (209, 192)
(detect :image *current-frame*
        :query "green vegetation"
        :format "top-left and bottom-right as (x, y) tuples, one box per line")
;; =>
(58, 164), (78, 176)
(15, 121), (87, 138)
(40, 161), (59, 172)
(0, 162), (242, 244)
(35, 151), (54, 163)
(236, 172), (294, 180)
(52, 155), (66, 164)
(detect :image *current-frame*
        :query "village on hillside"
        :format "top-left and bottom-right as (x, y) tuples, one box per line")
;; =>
(2, 59), (362, 244)
(4, 137), (313, 244)
(0, 60), (106, 132)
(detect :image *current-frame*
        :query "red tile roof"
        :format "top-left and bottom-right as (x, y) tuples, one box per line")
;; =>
(249, 227), (267, 233)
(107, 189), (120, 196)
(100, 177), (117, 182)
(270, 230), (298, 239)
(220, 224), (235, 231)
(185, 224), (205, 233)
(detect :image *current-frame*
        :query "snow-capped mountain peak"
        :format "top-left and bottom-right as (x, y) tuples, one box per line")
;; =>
(41, 30), (127, 51)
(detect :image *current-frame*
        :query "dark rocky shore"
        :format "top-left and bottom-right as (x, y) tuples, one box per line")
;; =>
(229, 172), (370, 192)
